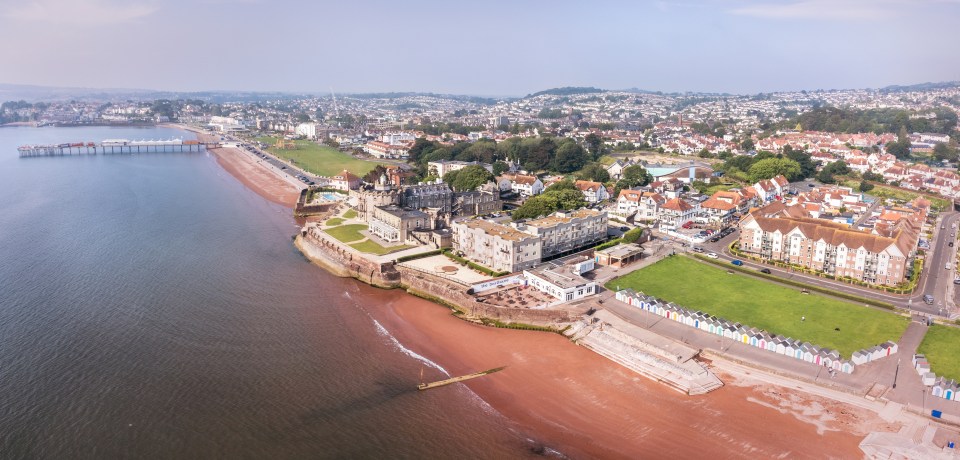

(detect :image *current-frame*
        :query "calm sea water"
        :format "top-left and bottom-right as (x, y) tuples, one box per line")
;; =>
(0, 126), (541, 459)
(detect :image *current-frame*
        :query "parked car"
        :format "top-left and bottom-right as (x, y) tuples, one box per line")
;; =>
(619, 226), (629, 231)
(954, 278), (960, 285)
(731, 260), (743, 266)
(693, 247), (704, 253)
(706, 252), (719, 259)
(759, 268), (772, 274)
(947, 263), (952, 270)
(923, 294), (935, 304)
(950, 242), (954, 247)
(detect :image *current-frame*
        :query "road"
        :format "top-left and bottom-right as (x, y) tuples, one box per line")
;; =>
(690, 211), (959, 318)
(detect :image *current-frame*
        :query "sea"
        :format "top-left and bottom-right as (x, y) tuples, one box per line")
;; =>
(0, 126), (543, 459)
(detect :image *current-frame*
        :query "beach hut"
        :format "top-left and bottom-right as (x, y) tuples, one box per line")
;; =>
(776, 341), (787, 355)
(841, 361), (855, 374)
(822, 354), (834, 370)
(912, 354), (925, 367)
(869, 346), (885, 361)
(884, 341), (899, 356)
(932, 378), (945, 398)
(852, 350), (869, 366)
(916, 362), (930, 375)
(922, 372), (936, 386)
(794, 346), (804, 360)
(802, 347), (815, 363)
(832, 358), (842, 372)
(749, 334), (760, 348)
(763, 335), (775, 351)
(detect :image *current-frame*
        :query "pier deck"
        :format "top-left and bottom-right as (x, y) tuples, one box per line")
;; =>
(17, 139), (217, 157)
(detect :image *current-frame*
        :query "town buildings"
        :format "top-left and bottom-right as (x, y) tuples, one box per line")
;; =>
(451, 209), (609, 273)
(738, 211), (920, 286)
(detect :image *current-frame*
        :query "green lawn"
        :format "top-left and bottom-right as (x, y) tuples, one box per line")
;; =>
(325, 217), (344, 226)
(918, 325), (960, 381)
(606, 256), (908, 357)
(842, 180), (951, 211)
(349, 240), (413, 255)
(343, 209), (358, 219)
(323, 224), (368, 243)
(256, 137), (382, 177)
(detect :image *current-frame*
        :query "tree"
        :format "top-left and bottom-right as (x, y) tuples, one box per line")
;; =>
(816, 160), (850, 184)
(740, 138), (755, 152)
(447, 165), (494, 191)
(748, 158), (802, 182)
(584, 133), (603, 159)
(862, 171), (885, 183)
(295, 113), (311, 123)
(511, 189), (586, 221)
(363, 165), (388, 183)
(885, 132), (912, 159)
(577, 162), (610, 183)
(550, 140), (588, 173)
(784, 148), (816, 179)
(408, 138), (439, 164)
(933, 142), (957, 162)
(492, 161), (509, 175)
(614, 164), (653, 194)
(858, 181), (874, 192)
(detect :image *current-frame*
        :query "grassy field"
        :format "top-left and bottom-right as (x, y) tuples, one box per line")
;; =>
(917, 325), (960, 381)
(325, 217), (344, 226)
(323, 224), (368, 243)
(343, 209), (358, 219)
(605, 256), (908, 357)
(256, 137), (382, 177)
(842, 180), (951, 211)
(349, 240), (413, 255)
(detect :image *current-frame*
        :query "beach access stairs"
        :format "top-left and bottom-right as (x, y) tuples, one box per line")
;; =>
(566, 310), (723, 395)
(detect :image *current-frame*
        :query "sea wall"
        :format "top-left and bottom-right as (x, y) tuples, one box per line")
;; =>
(296, 230), (573, 325)
(296, 229), (400, 288)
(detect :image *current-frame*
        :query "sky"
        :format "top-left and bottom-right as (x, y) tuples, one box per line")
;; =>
(0, 0), (959, 96)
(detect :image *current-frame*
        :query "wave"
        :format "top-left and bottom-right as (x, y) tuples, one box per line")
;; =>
(372, 319), (450, 377)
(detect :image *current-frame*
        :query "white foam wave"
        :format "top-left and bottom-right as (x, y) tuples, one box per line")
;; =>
(372, 319), (450, 376)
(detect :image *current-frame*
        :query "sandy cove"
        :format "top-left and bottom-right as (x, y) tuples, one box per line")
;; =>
(192, 125), (891, 458)
(364, 289), (885, 459)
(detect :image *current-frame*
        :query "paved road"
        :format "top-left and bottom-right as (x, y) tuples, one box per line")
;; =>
(689, 212), (959, 318)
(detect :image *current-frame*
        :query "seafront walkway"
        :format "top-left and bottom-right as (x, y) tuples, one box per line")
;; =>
(598, 290), (960, 422)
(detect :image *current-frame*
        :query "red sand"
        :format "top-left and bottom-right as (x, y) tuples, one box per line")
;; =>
(370, 293), (875, 459)
(197, 132), (300, 208)
(195, 125), (880, 458)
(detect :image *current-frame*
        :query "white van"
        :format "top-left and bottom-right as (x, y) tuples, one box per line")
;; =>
(946, 263), (952, 270)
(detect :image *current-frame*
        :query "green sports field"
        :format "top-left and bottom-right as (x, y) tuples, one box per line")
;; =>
(605, 256), (908, 357)
(917, 325), (960, 382)
(256, 137), (383, 177)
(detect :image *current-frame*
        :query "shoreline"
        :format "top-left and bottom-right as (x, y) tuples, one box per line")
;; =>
(191, 125), (897, 457)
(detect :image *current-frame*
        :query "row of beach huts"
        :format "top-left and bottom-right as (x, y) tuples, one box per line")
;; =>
(914, 354), (960, 401)
(615, 289), (899, 374)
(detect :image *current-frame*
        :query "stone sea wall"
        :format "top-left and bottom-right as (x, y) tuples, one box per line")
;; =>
(295, 231), (573, 325)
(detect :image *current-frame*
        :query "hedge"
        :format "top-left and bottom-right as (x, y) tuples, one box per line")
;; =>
(395, 249), (443, 263)
(691, 254), (896, 310)
(594, 238), (622, 251)
(441, 249), (511, 277)
(479, 318), (567, 334)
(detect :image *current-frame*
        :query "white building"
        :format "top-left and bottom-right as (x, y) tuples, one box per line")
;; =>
(428, 160), (493, 179)
(524, 258), (597, 302)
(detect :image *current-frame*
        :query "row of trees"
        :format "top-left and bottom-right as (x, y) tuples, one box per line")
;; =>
(408, 136), (594, 180)
(511, 180), (586, 221)
(716, 146), (816, 183)
(784, 107), (958, 136)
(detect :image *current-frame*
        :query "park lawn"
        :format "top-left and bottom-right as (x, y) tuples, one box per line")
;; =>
(325, 217), (344, 226)
(323, 224), (368, 243)
(917, 325), (960, 382)
(256, 137), (382, 177)
(605, 256), (908, 357)
(343, 209), (358, 219)
(349, 240), (413, 255)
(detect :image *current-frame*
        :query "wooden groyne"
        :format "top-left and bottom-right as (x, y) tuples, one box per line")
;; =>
(418, 366), (506, 391)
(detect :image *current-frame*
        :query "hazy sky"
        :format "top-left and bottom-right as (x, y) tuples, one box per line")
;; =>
(1, 0), (959, 95)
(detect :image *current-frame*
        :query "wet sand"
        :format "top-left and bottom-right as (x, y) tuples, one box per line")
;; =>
(369, 292), (877, 459)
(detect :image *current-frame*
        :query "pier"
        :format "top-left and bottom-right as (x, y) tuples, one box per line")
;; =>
(418, 366), (506, 391)
(17, 139), (218, 158)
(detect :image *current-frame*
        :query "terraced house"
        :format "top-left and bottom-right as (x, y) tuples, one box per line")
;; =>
(738, 213), (920, 286)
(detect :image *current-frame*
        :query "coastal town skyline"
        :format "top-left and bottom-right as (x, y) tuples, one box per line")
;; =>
(2, 0), (960, 95)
